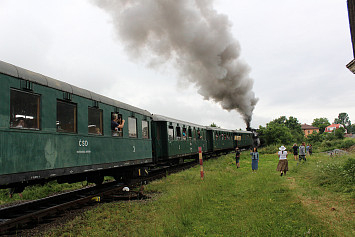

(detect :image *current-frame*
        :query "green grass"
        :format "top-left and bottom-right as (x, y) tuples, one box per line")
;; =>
(0, 177), (116, 205)
(41, 151), (354, 236)
(0, 181), (89, 205)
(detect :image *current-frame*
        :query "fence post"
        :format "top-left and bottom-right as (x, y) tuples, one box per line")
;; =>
(199, 147), (204, 180)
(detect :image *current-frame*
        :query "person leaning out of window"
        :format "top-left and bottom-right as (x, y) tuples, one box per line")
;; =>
(111, 114), (125, 136)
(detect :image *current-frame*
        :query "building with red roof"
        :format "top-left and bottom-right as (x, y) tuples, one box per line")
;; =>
(324, 124), (345, 133)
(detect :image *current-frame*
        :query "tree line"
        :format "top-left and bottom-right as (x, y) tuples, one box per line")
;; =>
(257, 112), (354, 146)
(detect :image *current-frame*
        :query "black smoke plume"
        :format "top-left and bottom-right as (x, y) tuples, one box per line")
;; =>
(93, 0), (258, 125)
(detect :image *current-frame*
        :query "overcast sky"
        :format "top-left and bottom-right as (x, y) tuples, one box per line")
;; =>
(0, 0), (354, 130)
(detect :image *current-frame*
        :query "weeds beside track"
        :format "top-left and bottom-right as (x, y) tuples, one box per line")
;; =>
(40, 152), (355, 236)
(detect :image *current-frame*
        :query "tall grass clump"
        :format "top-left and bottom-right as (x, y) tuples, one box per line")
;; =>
(315, 156), (355, 196)
(0, 181), (86, 205)
(258, 144), (293, 154)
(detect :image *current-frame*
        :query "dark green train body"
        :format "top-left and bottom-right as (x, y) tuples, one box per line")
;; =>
(151, 115), (208, 161)
(0, 60), (255, 191)
(0, 60), (152, 188)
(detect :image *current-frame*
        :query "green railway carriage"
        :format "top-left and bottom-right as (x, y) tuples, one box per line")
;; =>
(0, 60), (153, 189)
(151, 115), (207, 162)
(206, 127), (235, 152)
(233, 130), (253, 148)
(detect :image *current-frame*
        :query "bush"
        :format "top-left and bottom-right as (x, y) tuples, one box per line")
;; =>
(258, 144), (295, 154)
(316, 157), (355, 194)
(306, 132), (324, 143)
(325, 132), (336, 141)
(259, 145), (279, 154)
(341, 139), (355, 149)
(342, 158), (355, 183)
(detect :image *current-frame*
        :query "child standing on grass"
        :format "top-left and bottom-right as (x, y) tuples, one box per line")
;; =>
(277, 145), (288, 176)
(292, 143), (298, 161)
(235, 147), (240, 168)
(250, 147), (259, 172)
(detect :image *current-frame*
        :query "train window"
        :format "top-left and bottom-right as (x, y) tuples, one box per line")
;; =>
(111, 113), (123, 137)
(57, 100), (77, 133)
(188, 127), (192, 139)
(197, 129), (201, 139)
(182, 127), (187, 140)
(128, 117), (137, 138)
(10, 89), (40, 130)
(88, 107), (103, 135)
(176, 127), (181, 140)
(168, 126), (174, 140)
(142, 120), (149, 139)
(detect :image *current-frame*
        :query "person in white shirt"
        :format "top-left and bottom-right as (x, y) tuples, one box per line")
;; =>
(276, 145), (288, 176)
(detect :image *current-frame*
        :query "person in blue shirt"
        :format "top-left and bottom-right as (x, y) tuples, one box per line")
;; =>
(250, 147), (259, 172)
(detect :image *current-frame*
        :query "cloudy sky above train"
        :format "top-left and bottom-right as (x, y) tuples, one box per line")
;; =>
(0, 0), (354, 130)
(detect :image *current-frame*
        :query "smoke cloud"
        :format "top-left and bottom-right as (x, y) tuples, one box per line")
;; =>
(93, 0), (258, 126)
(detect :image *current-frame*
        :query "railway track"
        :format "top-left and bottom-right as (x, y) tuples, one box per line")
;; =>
(0, 159), (199, 235)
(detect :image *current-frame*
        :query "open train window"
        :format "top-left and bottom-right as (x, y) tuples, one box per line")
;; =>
(128, 117), (137, 138)
(176, 127), (181, 140)
(168, 126), (174, 140)
(197, 129), (201, 139)
(57, 100), (77, 133)
(188, 127), (192, 139)
(111, 113), (123, 137)
(182, 127), (187, 140)
(142, 120), (149, 139)
(10, 89), (40, 130)
(88, 107), (103, 135)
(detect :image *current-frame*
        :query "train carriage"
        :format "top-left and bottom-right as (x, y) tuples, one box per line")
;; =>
(151, 115), (207, 162)
(206, 127), (235, 152)
(0, 60), (153, 189)
(233, 130), (253, 148)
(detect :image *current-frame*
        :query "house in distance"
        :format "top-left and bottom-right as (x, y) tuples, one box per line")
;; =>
(301, 124), (319, 137)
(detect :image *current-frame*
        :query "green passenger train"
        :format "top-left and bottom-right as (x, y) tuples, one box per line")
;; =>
(0, 60), (254, 192)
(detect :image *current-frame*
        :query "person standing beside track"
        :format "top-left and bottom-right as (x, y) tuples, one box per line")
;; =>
(298, 142), (306, 164)
(277, 145), (288, 176)
(250, 147), (259, 172)
(235, 147), (241, 168)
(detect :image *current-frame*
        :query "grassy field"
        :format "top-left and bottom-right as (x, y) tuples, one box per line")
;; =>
(38, 150), (354, 237)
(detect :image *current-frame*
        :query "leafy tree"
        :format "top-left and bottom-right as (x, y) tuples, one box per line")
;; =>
(210, 122), (217, 127)
(312, 117), (330, 134)
(335, 127), (346, 139)
(334, 113), (351, 133)
(259, 123), (292, 145)
(349, 124), (355, 134)
(258, 116), (303, 145)
(306, 131), (324, 143)
(285, 116), (302, 131)
(272, 116), (287, 125)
